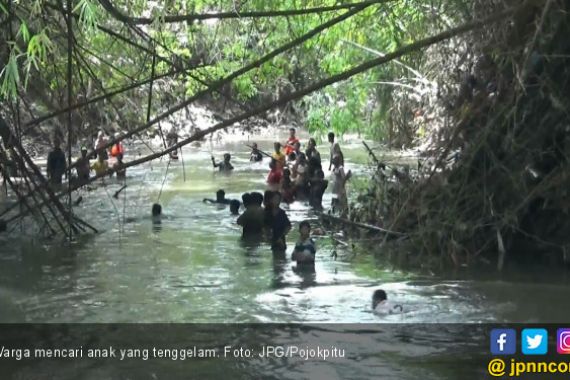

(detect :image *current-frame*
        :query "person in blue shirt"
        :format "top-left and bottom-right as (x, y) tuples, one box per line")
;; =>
(292, 221), (316, 270)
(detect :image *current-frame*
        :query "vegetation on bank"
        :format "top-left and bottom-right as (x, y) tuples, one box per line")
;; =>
(348, 0), (570, 271)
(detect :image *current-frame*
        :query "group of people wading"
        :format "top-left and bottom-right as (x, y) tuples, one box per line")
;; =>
(266, 129), (350, 214)
(210, 128), (351, 214)
(45, 130), (126, 188)
(204, 128), (351, 271)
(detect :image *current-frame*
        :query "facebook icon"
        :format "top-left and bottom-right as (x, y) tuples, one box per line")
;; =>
(491, 329), (517, 355)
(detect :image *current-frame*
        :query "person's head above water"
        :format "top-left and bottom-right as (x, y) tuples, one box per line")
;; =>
(229, 199), (240, 215)
(252, 142), (258, 149)
(152, 203), (162, 217)
(223, 153), (231, 162)
(308, 138), (317, 149)
(372, 289), (387, 309)
(289, 127), (296, 138)
(288, 152), (297, 162)
(274, 142), (281, 153)
(251, 192), (263, 207)
(328, 132), (335, 143)
(299, 221), (311, 240)
(216, 189), (226, 202)
(242, 192), (252, 208)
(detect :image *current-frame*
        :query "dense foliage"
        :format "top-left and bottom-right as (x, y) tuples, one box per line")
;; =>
(0, 0), (472, 144)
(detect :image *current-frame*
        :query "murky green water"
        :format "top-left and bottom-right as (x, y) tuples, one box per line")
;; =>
(1, 133), (569, 379)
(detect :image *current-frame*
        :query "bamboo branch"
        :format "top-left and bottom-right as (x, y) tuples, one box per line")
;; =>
(318, 212), (407, 236)
(97, 0), (390, 24)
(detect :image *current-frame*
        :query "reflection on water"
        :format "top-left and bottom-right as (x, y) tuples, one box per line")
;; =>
(0, 139), (569, 323)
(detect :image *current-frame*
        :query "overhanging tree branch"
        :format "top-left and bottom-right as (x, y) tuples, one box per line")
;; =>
(97, 0), (389, 24)
(78, 2), (379, 167)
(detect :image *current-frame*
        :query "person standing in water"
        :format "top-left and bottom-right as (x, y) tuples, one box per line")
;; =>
(237, 192), (265, 239)
(75, 146), (90, 184)
(306, 138), (322, 178)
(229, 199), (240, 215)
(291, 221), (317, 271)
(250, 143), (263, 162)
(283, 127), (300, 156)
(309, 169), (328, 210)
(90, 153), (109, 178)
(280, 168), (295, 204)
(211, 153), (234, 172)
(327, 132), (344, 171)
(267, 191), (291, 252)
(110, 132), (124, 158)
(272, 142), (286, 169)
(266, 159), (283, 192)
(47, 138), (66, 187)
(331, 155), (351, 216)
(152, 203), (162, 224)
(94, 131), (109, 161)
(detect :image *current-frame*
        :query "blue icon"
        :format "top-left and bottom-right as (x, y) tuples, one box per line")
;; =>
(491, 329), (516, 355)
(522, 329), (548, 355)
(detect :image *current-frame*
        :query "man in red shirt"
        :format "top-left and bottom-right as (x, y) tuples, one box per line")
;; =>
(283, 127), (299, 156)
(266, 159), (283, 192)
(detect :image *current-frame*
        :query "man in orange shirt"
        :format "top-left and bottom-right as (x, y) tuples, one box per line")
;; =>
(283, 127), (299, 156)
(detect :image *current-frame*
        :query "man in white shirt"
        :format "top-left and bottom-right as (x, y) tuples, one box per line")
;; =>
(327, 132), (344, 171)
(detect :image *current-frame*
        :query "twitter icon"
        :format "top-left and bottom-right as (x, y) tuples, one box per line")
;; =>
(522, 329), (548, 355)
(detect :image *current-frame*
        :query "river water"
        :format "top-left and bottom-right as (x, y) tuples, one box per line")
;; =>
(0, 132), (569, 379)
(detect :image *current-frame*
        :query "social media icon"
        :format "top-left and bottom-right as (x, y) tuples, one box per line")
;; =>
(491, 329), (516, 355)
(557, 328), (570, 354)
(522, 329), (548, 355)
